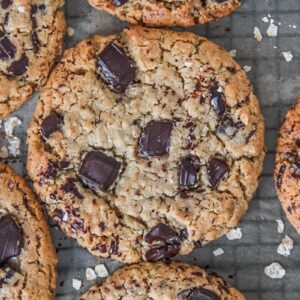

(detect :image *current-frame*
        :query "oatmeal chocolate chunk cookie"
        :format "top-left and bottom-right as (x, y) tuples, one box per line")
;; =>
(0, 0), (66, 119)
(87, 0), (241, 27)
(0, 162), (57, 299)
(275, 97), (300, 234)
(79, 261), (245, 299)
(27, 27), (265, 263)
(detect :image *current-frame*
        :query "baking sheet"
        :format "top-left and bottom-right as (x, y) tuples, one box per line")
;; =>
(2, 0), (300, 299)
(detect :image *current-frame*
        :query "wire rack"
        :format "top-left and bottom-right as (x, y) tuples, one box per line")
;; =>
(3, 0), (300, 299)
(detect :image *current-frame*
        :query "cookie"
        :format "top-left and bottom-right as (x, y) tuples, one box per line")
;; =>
(79, 261), (245, 299)
(87, 0), (241, 27)
(27, 27), (265, 263)
(0, 162), (57, 299)
(274, 97), (300, 233)
(0, 0), (66, 119)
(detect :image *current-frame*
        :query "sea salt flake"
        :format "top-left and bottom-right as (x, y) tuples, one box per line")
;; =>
(282, 51), (293, 62)
(267, 23), (278, 37)
(254, 27), (263, 41)
(264, 262), (286, 279)
(86, 267), (97, 280)
(213, 248), (224, 256)
(277, 235), (293, 257)
(95, 264), (109, 277)
(72, 279), (82, 290)
(276, 219), (284, 233)
(4, 117), (21, 137)
(226, 228), (243, 240)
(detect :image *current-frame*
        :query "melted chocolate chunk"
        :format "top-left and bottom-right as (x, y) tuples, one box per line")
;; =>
(179, 156), (199, 187)
(139, 120), (173, 156)
(207, 158), (228, 188)
(277, 164), (286, 190)
(7, 54), (28, 76)
(145, 223), (181, 244)
(210, 87), (225, 116)
(145, 244), (179, 262)
(1, 0), (12, 9)
(30, 5), (38, 29)
(79, 151), (121, 191)
(292, 162), (300, 179)
(178, 287), (221, 300)
(218, 116), (243, 138)
(41, 112), (63, 139)
(62, 178), (84, 200)
(31, 31), (40, 54)
(245, 125), (257, 144)
(0, 34), (17, 60)
(97, 42), (135, 92)
(112, 0), (128, 7)
(0, 215), (23, 265)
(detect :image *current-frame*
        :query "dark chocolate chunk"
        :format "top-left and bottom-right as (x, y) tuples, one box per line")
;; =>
(0, 34), (17, 60)
(145, 223), (180, 244)
(0, 215), (23, 264)
(62, 178), (84, 200)
(31, 31), (40, 54)
(40, 112), (63, 139)
(1, 0), (12, 9)
(178, 287), (221, 300)
(7, 54), (28, 76)
(210, 87), (225, 116)
(179, 156), (199, 187)
(139, 120), (173, 156)
(112, 0), (128, 7)
(292, 162), (300, 179)
(207, 157), (228, 188)
(145, 244), (179, 262)
(30, 5), (38, 29)
(43, 160), (59, 179)
(97, 42), (135, 92)
(277, 164), (286, 190)
(79, 151), (121, 191)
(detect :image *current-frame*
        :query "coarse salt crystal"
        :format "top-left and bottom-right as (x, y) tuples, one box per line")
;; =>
(4, 117), (22, 137)
(72, 279), (82, 290)
(86, 268), (97, 280)
(264, 262), (286, 279)
(254, 27), (263, 41)
(226, 228), (243, 240)
(277, 235), (293, 257)
(276, 219), (284, 233)
(213, 248), (224, 256)
(282, 51), (293, 62)
(95, 264), (109, 277)
(267, 23), (278, 37)
(243, 66), (252, 73)
(67, 27), (75, 37)
(229, 49), (237, 57)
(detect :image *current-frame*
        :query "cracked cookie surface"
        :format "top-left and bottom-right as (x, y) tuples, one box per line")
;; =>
(0, 0), (66, 119)
(275, 97), (300, 234)
(87, 0), (241, 27)
(27, 27), (265, 263)
(79, 261), (245, 299)
(0, 162), (57, 299)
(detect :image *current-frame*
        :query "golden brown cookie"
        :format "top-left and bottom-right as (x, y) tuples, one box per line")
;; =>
(0, 162), (57, 299)
(275, 97), (300, 234)
(0, 0), (66, 119)
(27, 27), (265, 263)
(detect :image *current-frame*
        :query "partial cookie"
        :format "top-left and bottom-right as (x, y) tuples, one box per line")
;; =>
(275, 97), (300, 233)
(79, 261), (245, 299)
(0, 0), (66, 119)
(87, 0), (241, 27)
(0, 162), (57, 299)
(27, 27), (265, 263)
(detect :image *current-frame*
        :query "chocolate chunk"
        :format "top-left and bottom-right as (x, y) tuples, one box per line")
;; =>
(292, 162), (300, 179)
(97, 42), (135, 92)
(41, 112), (63, 139)
(112, 0), (128, 7)
(7, 55), (28, 76)
(218, 116), (243, 138)
(43, 160), (59, 179)
(30, 5), (38, 29)
(139, 120), (173, 156)
(0, 34), (17, 60)
(178, 287), (221, 300)
(31, 31), (40, 54)
(0, 215), (23, 265)
(207, 157), (228, 188)
(145, 244), (179, 262)
(210, 87), (225, 116)
(145, 223), (180, 244)
(1, 0), (12, 9)
(277, 164), (286, 190)
(79, 151), (121, 191)
(179, 156), (199, 187)
(62, 178), (84, 200)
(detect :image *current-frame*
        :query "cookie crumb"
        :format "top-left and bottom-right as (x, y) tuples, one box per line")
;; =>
(264, 262), (286, 279)
(254, 27), (263, 41)
(95, 264), (109, 277)
(266, 23), (278, 37)
(213, 248), (224, 256)
(72, 278), (82, 290)
(86, 267), (97, 280)
(282, 51), (293, 62)
(67, 27), (75, 37)
(277, 235), (293, 257)
(226, 228), (242, 240)
(276, 219), (284, 233)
